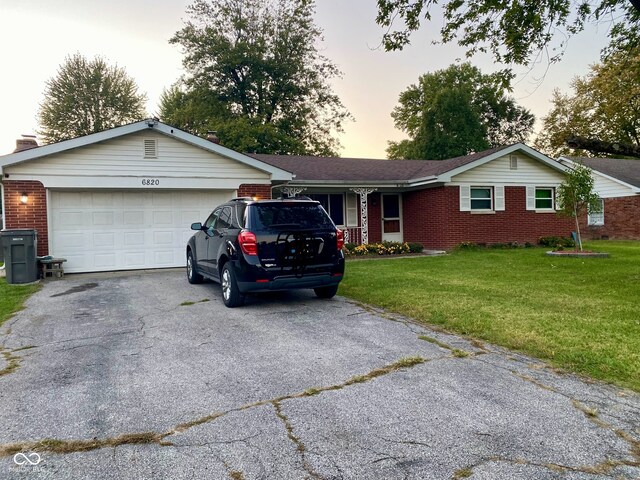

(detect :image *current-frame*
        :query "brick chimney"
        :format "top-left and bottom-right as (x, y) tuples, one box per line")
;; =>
(13, 135), (39, 153)
(206, 131), (220, 144)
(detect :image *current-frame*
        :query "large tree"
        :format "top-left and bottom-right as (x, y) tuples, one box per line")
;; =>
(535, 49), (640, 158)
(38, 54), (146, 144)
(388, 63), (534, 160)
(161, 0), (350, 156)
(376, 0), (640, 65)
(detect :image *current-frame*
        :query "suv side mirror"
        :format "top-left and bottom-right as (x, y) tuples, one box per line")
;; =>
(191, 222), (203, 231)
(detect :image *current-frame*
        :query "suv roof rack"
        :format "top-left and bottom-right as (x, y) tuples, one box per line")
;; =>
(230, 197), (254, 202)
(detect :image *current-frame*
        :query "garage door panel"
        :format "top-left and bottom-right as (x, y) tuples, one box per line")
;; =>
(50, 190), (234, 273)
(93, 232), (115, 247)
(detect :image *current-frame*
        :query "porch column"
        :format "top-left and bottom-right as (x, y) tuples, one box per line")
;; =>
(350, 188), (376, 244)
(280, 186), (307, 197)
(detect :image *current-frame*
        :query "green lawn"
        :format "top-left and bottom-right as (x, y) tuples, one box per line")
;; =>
(0, 277), (41, 329)
(340, 241), (640, 391)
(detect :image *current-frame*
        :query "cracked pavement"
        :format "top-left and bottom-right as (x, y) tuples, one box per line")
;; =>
(0, 269), (638, 479)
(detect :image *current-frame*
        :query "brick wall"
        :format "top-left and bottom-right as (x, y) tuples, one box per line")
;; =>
(367, 193), (382, 244)
(580, 196), (640, 240)
(2, 181), (49, 255)
(402, 186), (574, 250)
(237, 184), (272, 200)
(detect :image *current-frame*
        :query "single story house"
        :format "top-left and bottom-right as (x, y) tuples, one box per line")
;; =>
(1, 119), (575, 274)
(251, 145), (574, 249)
(559, 157), (640, 240)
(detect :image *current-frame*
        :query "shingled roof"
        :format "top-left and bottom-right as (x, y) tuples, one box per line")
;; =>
(568, 157), (640, 189)
(250, 146), (509, 183)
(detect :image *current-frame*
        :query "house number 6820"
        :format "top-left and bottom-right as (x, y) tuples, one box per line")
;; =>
(142, 178), (160, 186)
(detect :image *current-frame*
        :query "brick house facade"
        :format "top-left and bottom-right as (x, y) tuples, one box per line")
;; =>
(3, 180), (49, 256)
(402, 186), (573, 250)
(580, 196), (640, 240)
(560, 157), (640, 242)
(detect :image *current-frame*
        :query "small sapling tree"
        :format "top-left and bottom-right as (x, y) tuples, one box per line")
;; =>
(556, 163), (602, 251)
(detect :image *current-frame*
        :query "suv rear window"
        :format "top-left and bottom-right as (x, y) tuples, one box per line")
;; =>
(251, 203), (335, 231)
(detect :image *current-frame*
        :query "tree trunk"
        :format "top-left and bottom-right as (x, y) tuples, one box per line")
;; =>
(574, 204), (583, 252)
(565, 135), (640, 158)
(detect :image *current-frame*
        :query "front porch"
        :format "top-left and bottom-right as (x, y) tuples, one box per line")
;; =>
(276, 186), (404, 245)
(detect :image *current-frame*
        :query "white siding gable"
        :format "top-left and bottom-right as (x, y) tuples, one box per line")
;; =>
(450, 153), (566, 185)
(591, 171), (637, 198)
(4, 130), (271, 189)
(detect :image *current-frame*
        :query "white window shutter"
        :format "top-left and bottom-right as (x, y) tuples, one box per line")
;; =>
(494, 185), (505, 211)
(526, 186), (536, 210)
(460, 185), (471, 211)
(346, 193), (358, 226)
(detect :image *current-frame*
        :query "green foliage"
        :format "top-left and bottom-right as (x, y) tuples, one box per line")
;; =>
(535, 48), (640, 158)
(38, 54), (146, 143)
(376, 0), (640, 67)
(406, 242), (424, 253)
(340, 241), (640, 391)
(538, 236), (576, 248)
(162, 0), (351, 155)
(0, 280), (41, 328)
(556, 163), (602, 250)
(348, 242), (412, 256)
(387, 63), (534, 160)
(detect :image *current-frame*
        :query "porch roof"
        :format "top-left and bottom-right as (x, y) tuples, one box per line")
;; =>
(250, 146), (506, 183)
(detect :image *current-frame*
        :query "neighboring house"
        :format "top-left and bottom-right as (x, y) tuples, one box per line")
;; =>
(0, 120), (292, 273)
(0, 120), (575, 274)
(253, 143), (574, 250)
(559, 157), (640, 240)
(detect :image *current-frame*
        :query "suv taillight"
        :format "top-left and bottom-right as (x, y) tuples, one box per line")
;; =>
(336, 229), (344, 250)
(238, 230), (258, 255)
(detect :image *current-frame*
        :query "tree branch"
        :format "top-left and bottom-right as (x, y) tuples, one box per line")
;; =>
(565, 135), (640, 158)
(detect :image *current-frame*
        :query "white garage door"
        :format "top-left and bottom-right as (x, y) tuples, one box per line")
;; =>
(50, 190), (234, 273)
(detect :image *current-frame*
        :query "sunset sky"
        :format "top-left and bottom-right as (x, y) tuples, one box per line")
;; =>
(0, 0), (612, 159)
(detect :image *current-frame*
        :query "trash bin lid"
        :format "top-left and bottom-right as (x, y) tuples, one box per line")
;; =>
(1, 229), (38, 236)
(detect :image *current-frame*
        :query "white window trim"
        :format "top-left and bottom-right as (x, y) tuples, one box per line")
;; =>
(534, 187), (555, 211)
(310, 193), (346, 227)
(588, 198), (605, 226)
(470, 186), (494, 212)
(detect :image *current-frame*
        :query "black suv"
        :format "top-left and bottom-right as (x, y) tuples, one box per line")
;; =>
(186, 197), (345, 307)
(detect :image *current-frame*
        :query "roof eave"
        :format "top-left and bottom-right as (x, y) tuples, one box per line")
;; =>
(559, 156), (640, 193)
(439, 144), (569, 182)
(0, 120), (294, 181)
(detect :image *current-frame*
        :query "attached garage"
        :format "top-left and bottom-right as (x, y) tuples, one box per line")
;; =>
(49, 190), (234, 273)
(0, 120), (292, 273)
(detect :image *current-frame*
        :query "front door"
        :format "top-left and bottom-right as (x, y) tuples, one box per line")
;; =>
(381, 193), (403, 242)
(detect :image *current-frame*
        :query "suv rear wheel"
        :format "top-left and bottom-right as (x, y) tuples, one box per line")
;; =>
(221, 263), (245, 307)
(314, 285), (339, 299)
(187, 251), (203, 284)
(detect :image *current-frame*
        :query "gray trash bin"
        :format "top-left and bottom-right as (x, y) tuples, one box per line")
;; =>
(1, 229), (38, 284)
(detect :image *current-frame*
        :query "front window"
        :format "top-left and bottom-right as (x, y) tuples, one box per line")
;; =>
(309, 194), (344, 225)
(470, 187), (492, 210)
(588, 198), (605, 226)
(535, 188), (554, 210)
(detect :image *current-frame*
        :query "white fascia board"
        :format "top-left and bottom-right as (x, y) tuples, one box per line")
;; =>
(559, 156), (640, 194)
(6, 173), (267, 190)
(0, 120), (294, 182)
(283, 180), (410, 188)
(0, 121), (149, 167)
(438, 144), (570, 182)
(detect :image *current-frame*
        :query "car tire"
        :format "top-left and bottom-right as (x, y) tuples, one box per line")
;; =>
(314, 285), (339, 299)
(187, 251), (203, 284)
(221, 263), (245, 308)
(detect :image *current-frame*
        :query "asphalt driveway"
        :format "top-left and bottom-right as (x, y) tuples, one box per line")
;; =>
(0, 269), (638, 479)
